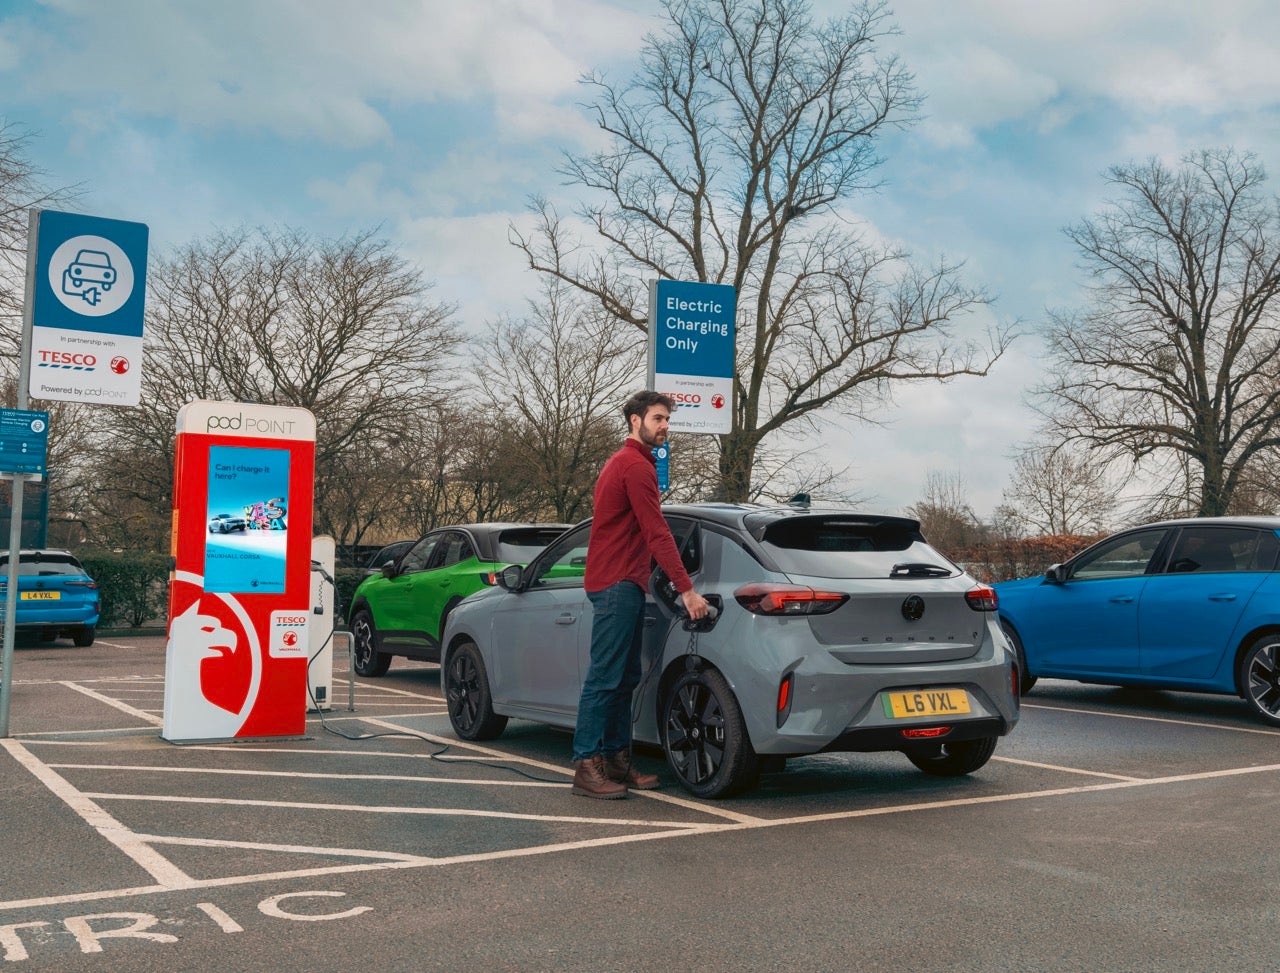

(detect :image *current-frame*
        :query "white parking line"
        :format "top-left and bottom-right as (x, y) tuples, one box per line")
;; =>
(1023, 702), (1280, 736)
(80, 792), (708, 830)
(59, 682), (163, 726)
(358, 716), (767, 825)
(1, 739), (191, 887)
(991, 755), (1141, 781)
(48, 762), (569, 788)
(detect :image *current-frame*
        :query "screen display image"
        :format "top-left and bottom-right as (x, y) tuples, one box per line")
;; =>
(203, 445), (290, 594)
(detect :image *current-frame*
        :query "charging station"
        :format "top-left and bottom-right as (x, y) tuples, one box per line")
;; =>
(162, 400), (316, 743)
(308, 534), (336, 712)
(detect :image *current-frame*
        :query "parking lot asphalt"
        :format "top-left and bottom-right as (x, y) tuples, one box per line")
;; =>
(1, 634), (1278, 972)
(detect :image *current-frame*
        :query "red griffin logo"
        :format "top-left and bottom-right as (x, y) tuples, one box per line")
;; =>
(711, 394), (725, 408)
(282, 631), (299, 648)
(110, 356), (129, 374)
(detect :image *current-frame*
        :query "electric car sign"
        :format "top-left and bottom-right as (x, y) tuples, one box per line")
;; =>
(27, 209), (149, 407)
(647, 279), (735, 434)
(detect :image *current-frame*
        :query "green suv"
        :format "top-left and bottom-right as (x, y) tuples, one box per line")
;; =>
(347, 523), (568, 676)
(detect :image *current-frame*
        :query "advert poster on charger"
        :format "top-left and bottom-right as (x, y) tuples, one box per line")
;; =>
(204, 445), (290, 593)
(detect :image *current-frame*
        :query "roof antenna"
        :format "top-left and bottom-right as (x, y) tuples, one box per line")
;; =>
(787, 492), (810, 508)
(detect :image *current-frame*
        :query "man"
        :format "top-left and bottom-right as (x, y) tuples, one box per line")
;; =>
(571, 390), (709, 799)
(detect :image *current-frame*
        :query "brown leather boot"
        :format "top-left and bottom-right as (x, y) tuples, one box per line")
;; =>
(571, 754), (628, 799)
(604, 749), (659, 790)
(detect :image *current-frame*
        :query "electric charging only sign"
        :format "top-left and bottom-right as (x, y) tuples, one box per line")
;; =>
(27, 209), (149, 407)
(648, 279), (735, 434)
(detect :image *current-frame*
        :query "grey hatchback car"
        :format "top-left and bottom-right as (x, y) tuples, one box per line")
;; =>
(441, 504), (1021, 798)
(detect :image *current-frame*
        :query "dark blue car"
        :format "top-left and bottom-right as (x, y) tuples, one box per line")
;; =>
(995, 517), (1280, 726)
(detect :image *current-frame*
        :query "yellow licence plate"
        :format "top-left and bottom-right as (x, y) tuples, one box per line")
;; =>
(882, 688), (970, 719)
(20, 591), (61, 601)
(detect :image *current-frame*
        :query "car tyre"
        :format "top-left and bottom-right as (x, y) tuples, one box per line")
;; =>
(444, 641), (507, 740)
(350, 610), (391, 677)
(1000, 620), (1036, 695)
(73, 625), (95, 648)
(906, 735), (998, 776)
(661, 667), (760, 799)
(1238, 634), (1280, 727)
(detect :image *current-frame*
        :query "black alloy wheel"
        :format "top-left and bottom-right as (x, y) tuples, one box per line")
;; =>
(444, 641), (507, 740)
(350, 610), (391, 677)
(1240, 635), (1280, 727)
(661, 667), (759, 799)
(73, 624), (95, 648)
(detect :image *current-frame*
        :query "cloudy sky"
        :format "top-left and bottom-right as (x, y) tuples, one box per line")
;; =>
(3, 0), (1279, 515)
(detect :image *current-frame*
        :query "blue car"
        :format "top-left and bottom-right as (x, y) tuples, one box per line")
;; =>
(995, 517), (1280, 725)
(0, 550), (101, 646)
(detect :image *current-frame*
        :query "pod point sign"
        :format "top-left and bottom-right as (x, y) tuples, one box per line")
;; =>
(647, 279), (735, 434)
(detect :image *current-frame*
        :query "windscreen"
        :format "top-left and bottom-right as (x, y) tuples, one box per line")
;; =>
(0, 554), (87, 577)
(758, 517), (957, 580)
(496, 527), (568, 563)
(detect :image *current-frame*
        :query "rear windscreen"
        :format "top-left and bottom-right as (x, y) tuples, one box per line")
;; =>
(496, 528), (567, 563)
(0, 555), (86, 577)
(759, 519), (957, 579)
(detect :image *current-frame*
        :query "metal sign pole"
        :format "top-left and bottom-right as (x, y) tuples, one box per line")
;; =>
(0, 209), (40, 737)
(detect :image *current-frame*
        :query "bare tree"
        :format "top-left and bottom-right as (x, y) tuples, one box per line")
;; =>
(474, 278), (644, 522)
(1043, 149), (1280, 517)
(1001, 442), (1118, 536)
(512, 0), (1008, 502)
(905, 470), (986, 553)
(0, 124), (74, 360)
(85, 228), (461, 550)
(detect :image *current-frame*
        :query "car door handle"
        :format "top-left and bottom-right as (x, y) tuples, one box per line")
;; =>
(555, 613), (576, 625)
(1109, 596), (1134, 603)
(1208, 593), (1237, 602)
(643, 616), (657, 627)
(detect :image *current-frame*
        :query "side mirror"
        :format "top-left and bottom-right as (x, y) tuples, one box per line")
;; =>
(1044, 563), (1067, 584)
(380, 561), (397, 579)
(497, 564), (524, 591)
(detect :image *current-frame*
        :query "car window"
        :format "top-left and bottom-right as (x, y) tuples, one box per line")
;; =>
(527, 525), (590, 588)
(1069, 528), (1167, 581)
(665, 517), (701, 574)
(757, 516), (954, 579)
(495, 527), (568, 563)
(439, 532), (475, 568)
(400, 535), (439, 573)
(0, 554), (86, 577)
(1166, 526), (1280, 574)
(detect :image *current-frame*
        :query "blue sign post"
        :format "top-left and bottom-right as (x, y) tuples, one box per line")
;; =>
(0, 410), (50, 476)
(26, 209), (149, 407)
(647, 279), (736, 434)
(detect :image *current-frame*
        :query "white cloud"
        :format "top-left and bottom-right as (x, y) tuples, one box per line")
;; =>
(4, 0), (651, 148)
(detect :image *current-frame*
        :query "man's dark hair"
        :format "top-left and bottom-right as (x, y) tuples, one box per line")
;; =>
(623, 390), (674, 427)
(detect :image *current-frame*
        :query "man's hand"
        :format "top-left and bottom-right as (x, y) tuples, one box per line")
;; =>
(681, 588), (709, 620)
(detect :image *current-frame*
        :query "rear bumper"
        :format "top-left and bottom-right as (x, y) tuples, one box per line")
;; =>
(728, 623), (1020, 757)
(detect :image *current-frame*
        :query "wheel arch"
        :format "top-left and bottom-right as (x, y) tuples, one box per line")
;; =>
(1233, 624), (1280, 695)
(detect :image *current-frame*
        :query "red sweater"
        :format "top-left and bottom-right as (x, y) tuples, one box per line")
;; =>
(584, 438), (694, 594)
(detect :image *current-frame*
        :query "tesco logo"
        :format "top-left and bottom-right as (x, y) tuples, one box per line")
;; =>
(38, 350), (98, 367)
(662, 392), (702, 404)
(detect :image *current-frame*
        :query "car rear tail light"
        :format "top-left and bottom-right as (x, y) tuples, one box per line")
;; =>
(901, 726), (952, 739)
(776, 671), (795, 727)
(734, 583), (849, 616)
(964, 584), (998, 611)
(480, 572), (499, 586)
(1012, 663), (1020, 700)
(64, 580), (98, 589)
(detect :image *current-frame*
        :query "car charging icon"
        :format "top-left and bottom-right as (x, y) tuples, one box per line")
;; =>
(62, 249), (117, 306)
(47, 234), (135, 318)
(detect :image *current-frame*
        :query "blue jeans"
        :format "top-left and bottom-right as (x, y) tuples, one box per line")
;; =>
(572, 581), (645, 762)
